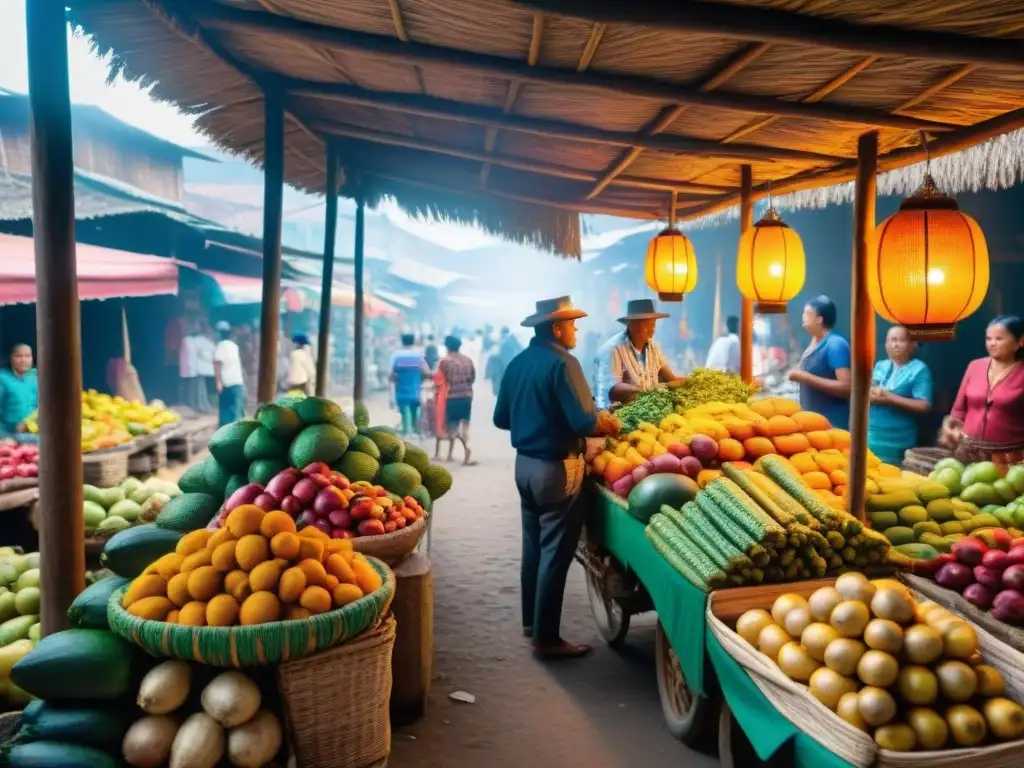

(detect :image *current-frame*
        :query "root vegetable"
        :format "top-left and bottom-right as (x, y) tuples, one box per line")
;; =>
(227, 710), (283, 768)
(201, 671), (262, 728)
(123, 715), (179, 768)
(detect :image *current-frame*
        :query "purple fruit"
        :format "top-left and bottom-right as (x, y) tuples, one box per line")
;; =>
(281, 495), (304, 517)
(936, 562), (974, 591)
(1007, 546), (1024, 567)
(952, 537), (988, 566)
(223, 483), (264, 514)
(975, 565), (1003, 590)
(252, 493), (278, 512)
(982, 549), (1010, 572)
(964, 583), (994, 609)
(291, 478), (319, 506)
(297, 509), (318, 529)
(302, 462), (331, 477)
(265, 469), (301, 500)
(328, 509), (353, 529)
(1003, 564), (1024, 591)
(678, 456), (702, 478)
(991, 589), (1024, 625)
(313, 486), (346, 517)
(313, 519), (332, 534)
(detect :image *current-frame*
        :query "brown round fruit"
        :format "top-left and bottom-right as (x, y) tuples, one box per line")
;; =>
(946, 705), (988, 747)
(835, 572), (875, 603)
(824, 638), (867, 676)
(902, 624), (943, 665)
(778, 641), (821, 683)
(808, 667), (857, 711)
(771, 593), (809, 626)
(857, 649), (899, 688)
(942, 622), (978, 660)
(907, 707), (949, 750)
(737, 609), (775, 647)
(836, 692), (867, 732)
(874, 723), (917, 752)
(974, 665), (1006, 697)
(808, 586), (844, 623)
(857, 686), (897, 727)
(802, 623), (840, 663)
(831, 600), (870, 638)
(870, 587), (915, 625)
(935, 660), (978, 703)
(758, 624), (792, 662)
(783, 605), (813, 638)
(983, 698), (1024, 741)
(897, 666), (939, 706)
(863, 618), (904, 654)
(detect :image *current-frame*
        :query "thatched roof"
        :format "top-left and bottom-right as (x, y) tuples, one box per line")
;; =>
(67, 0), (1024, 256)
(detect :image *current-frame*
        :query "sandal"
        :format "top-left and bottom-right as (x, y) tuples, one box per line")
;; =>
(533, 640), (593, 660)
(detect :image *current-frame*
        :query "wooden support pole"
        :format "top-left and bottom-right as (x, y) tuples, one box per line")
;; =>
(352, 196), (366, 402)
(315, 143), (339, 397)
(257, 94), (285, 404)
(739, 165), (754, 384)
(27, 0), (85, 635)
(847, 131), (878, 523)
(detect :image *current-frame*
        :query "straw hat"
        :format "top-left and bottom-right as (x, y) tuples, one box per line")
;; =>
(617, 298), (670, 324)
(521, 296), (588, 327)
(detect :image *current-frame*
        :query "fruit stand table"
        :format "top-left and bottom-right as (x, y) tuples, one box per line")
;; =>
(0, 479), (39, 514)
(581, 483), (856, 767)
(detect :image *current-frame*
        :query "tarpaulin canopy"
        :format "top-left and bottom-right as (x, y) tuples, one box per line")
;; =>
(0, 233), (182, 305)
(201, 272), (401, 317)
(330, 285), (401, 317)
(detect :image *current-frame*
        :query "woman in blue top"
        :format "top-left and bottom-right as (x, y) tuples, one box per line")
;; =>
(0, 344), (39, 443)
(868, 325), (932, 465)
(789, 296), (852, 428)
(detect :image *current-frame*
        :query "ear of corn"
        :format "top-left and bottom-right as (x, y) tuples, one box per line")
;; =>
(687, 498), (771, 566)
(662, 504), (753, 573)
(702, 479), (786, 548)
(645, 524), (709, 592)
(760, 455), (863, 537)
(647, 514), (725, 589)
(738, 468), (818, 529)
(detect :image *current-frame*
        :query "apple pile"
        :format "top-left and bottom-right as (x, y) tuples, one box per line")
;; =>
(0, 441), (38, 481)
(932, 529), (1024, 625)
(209, 462), (426, 539)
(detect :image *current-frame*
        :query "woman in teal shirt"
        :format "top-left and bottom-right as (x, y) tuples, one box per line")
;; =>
(0, 344), (38, 443)
(868, 326), (932, 465)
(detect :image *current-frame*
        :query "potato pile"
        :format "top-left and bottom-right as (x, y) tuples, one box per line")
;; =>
(121, 505), (383, 626)
(737, 573), (1024, 751)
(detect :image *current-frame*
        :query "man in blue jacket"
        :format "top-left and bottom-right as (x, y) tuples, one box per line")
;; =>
(495, 297), (619, 660)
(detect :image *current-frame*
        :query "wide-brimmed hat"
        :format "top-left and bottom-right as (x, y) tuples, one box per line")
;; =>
(521, 296), (588, 327)
(618, 298), (670, 324)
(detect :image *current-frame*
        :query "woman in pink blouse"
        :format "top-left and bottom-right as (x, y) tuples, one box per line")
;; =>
(941, 316), (1024, 468)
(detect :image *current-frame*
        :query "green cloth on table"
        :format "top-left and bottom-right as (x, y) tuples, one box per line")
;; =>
(587, 486), (709, 696)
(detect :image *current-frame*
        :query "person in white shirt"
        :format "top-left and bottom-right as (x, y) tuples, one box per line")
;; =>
(286, 334), (317, 396)
(595, 299), (685, 408)
(194, 322), (217, 407)
(705, 315), (741, 374)
(214, 322), (246, 425)
(178, 321), (211, 414)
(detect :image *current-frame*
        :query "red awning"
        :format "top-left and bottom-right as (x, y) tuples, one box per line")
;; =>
(0, 234), (181, 305)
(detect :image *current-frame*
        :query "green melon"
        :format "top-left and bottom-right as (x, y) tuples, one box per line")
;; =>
(378, 462), (422, 498)
(207, 419), (260, 471)
(368, 431), (405, 464)
(349, 435), (381, 460)
(256, 403), (303, 441)
(249, 458), (290, 487)
(408, 485), (432, 512)
(402, 442), (430, 475)
(626, 474), (699, 524)
(295, 396), (342, 425)
(354, 400), (371, 428)
(421, 464), (452, 500)
(178, 460), (213, 495)
(224, 474), (247, 500)
(155, 493), (221, 532)
(289, 424), (350, 469)
(333, 451), (380, 484)
(243, 426), (289, 463)
(333, 412), (358, 440)
(101, 524), (182, 578)
(203, 458), (232, 500)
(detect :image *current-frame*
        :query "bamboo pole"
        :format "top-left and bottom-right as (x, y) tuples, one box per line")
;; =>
(353, 196), (366, 402)
(27, 0), (85, 635)
(315, 143), (339, 397)
(846, 132), (878, 523)
(739, 165), (754, 384)
(258, 94), (285, 404)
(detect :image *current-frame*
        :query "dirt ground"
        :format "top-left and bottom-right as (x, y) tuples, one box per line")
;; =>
(373, 386), (719, 768)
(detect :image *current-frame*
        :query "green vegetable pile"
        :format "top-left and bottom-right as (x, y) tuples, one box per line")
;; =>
(671, 369), (758, 412)
(614, 388), (675, 433)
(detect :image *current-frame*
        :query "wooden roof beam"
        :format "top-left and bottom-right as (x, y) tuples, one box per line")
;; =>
(288, 79), (847, 163)
(480, 13), (545, 188)
(188, 4), (958, 133)
(588, 41), (769, 199)
(513, 0), (1024, 69)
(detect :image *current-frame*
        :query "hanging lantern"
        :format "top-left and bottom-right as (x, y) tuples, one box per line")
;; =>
(736, 206), (806, 314)
(645, 227), (697, 302)
(869, 175), (989, 341)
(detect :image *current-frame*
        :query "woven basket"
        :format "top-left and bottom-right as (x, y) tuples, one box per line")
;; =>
(352, 515), (428, 565)
(108, 558), (395, 667)
(902, 446), (952, 475)
(82, 449), (131, 487)
(707, 587), (1024, 768)
(277, 616), (395, 768)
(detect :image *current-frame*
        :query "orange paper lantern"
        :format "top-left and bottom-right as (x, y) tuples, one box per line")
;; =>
(736, 207), (806, 314)
(645, 227), (697, 302)
(870, 175), (989, 340)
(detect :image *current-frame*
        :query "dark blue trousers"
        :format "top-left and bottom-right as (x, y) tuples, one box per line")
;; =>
(515, 454), (585, 647)
(218, 385), (246, 427)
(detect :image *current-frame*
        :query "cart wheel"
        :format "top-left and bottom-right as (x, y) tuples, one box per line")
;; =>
(585, 560), (630, 647)
(718, 700), (762, 768)
(656, 620), (714, 745)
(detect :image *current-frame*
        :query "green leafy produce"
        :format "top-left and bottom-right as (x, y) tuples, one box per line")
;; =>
(671, 368), (757, 412)
(614, 387), (675, 433)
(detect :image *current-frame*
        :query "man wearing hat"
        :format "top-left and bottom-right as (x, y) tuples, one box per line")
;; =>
(495, 297), (619, 661)
(594, 298), (685, 409)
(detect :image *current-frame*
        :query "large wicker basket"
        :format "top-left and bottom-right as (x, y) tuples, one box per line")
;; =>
(107, 558), (395, 667)
(277, 616), (395, 768)
(352, 515), (428, 565)
(82, 447), (131, 487)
